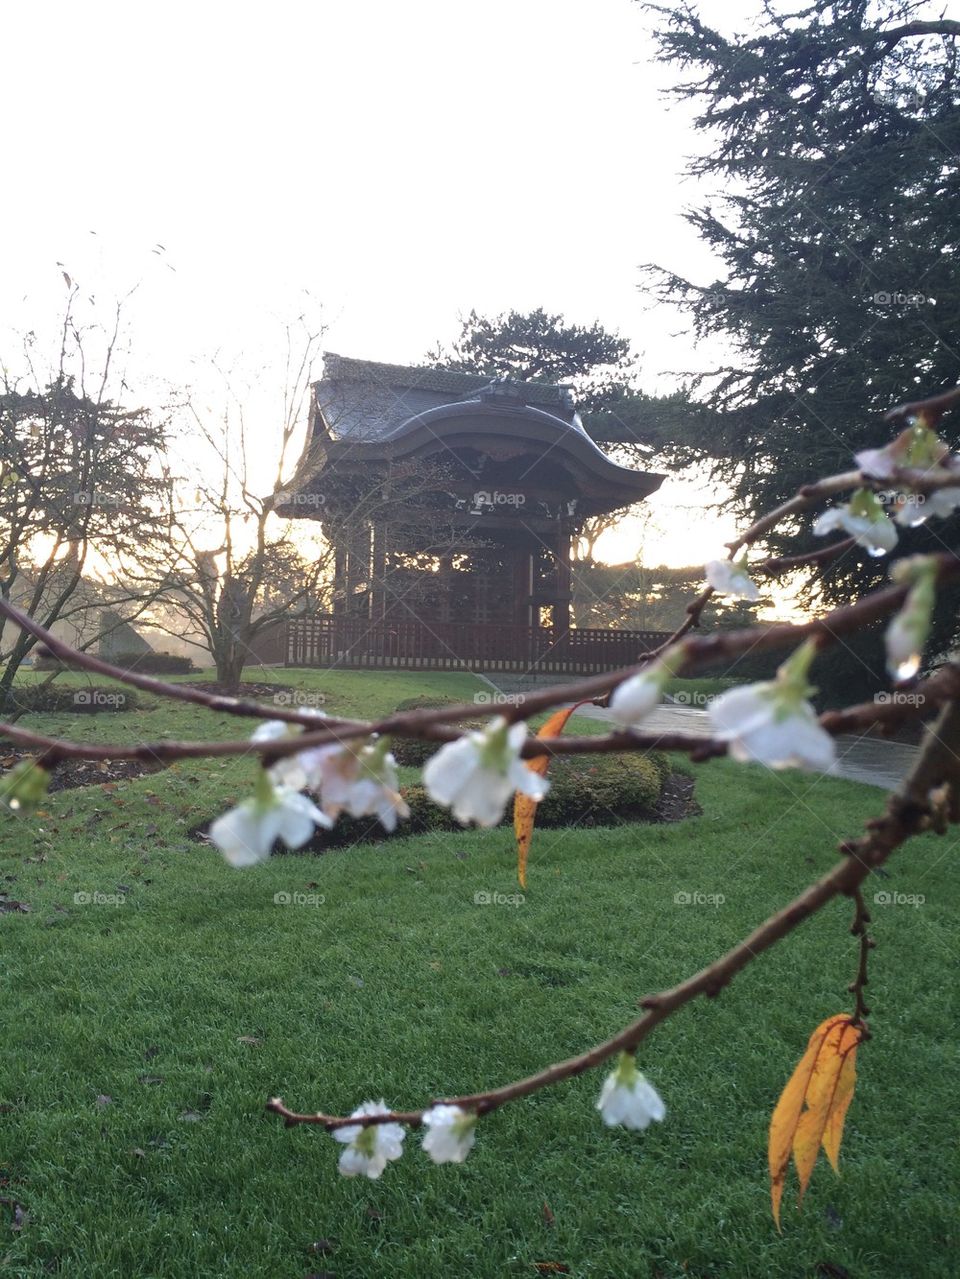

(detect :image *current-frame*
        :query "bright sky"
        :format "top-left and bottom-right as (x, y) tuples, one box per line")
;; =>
(2, 0), (771, 577)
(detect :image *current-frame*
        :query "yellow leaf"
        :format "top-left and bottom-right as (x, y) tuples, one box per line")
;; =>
(513, 704), (583, 889)
(768, 1014), (862, 1229)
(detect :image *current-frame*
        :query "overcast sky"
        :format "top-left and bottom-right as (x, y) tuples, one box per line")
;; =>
(2, 0), (771, 573)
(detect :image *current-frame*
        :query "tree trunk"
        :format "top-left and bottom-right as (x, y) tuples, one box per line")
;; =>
(215, 643), (247, 694)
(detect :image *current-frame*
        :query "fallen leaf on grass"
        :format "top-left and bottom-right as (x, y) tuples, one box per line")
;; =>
(532, 1264), (570, 1275)
(541, 1201), (555, 1228)
(0, 900), (31, 914)
(95, 1094), (113, 1108)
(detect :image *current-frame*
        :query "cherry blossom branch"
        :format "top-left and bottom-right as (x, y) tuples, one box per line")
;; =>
(885, 383), (960, 428)
(5, 569), (959, 775)
(266, 693), (960, 1131)
(847, 887), (873, 1036)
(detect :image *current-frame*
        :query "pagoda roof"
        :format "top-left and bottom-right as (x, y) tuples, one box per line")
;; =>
(313, 352), (580, 442)
(276, 352), (664, 517)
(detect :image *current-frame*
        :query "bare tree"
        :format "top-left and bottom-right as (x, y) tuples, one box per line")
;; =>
(0, 291), (170, 703)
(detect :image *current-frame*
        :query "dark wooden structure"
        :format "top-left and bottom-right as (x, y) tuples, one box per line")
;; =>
(276, 354), (667, 675)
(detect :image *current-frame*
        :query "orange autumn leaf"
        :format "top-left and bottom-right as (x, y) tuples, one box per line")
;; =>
(513, 704), (583, 889)
(768, 1013), (862, 1229)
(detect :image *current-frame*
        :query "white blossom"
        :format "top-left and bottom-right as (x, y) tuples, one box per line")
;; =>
(596, 1052), (665, 1131)
(421, 1104), (477, 1164)
(332, 1100), (406, 1179)
(705, 557), (760, 601)
(303, 736), (410, 832)
(209, 775), (331, 868)
(708, 641), (836, 773)
(855, 419), (950, 480)
(893, 485), (960, 527)
(423, 716), (548, 827)
(813, 488), (898, 557)
(251, 719), (309, 788)
(609, 670), (663, 728)
(609, 645), (685, 730)
(886, 556), (937, 681)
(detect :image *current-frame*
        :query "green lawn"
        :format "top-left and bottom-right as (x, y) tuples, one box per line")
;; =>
(1, 669), (956, 1277)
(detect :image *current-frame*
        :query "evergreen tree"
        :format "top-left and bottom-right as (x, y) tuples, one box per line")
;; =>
(642, 0), (960, 609)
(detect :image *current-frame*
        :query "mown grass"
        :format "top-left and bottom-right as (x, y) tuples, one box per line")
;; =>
(0, 668), (956, 1277)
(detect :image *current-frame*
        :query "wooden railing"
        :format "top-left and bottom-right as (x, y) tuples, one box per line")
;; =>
(285, 614), (670, 676)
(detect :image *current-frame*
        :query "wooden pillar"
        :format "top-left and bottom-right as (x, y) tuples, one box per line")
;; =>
(553, 522), (572, 637)
(512, 546), (533, 628)
(370, 523), (387, 621)
(333, 543), (347, 616)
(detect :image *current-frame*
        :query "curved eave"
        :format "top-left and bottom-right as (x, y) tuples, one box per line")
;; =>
(327, 400), (664, 501)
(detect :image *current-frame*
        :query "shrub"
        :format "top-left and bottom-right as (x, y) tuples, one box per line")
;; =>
(33, 649), (193, 675)
(0, 686), (139, 714)
(108, 651), (195, 675)
(536, 751), (665, 827)
(390, 696), (486, 768)
(304, 749), (670, 851)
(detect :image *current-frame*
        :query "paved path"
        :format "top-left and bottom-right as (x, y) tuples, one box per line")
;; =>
(569, 701), (918, 792)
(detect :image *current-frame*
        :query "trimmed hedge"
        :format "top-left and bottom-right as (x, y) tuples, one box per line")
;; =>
(390, 695), (485, 768)
(305, 748), (670, 851)
(0, 685), (140, 714)
(34, 650), (194, 675)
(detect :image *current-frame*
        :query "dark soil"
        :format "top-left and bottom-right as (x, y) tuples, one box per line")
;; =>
(653, 772), (701, 823)
(186, 681), (298, 700)
(0, 747), (160, 793)
(190, 769), (699, 852)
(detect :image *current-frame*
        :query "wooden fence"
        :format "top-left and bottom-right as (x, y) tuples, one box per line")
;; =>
(285, 615), (669, 676)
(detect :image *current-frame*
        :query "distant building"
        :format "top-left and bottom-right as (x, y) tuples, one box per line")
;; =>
(276, 353), (667, 674)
